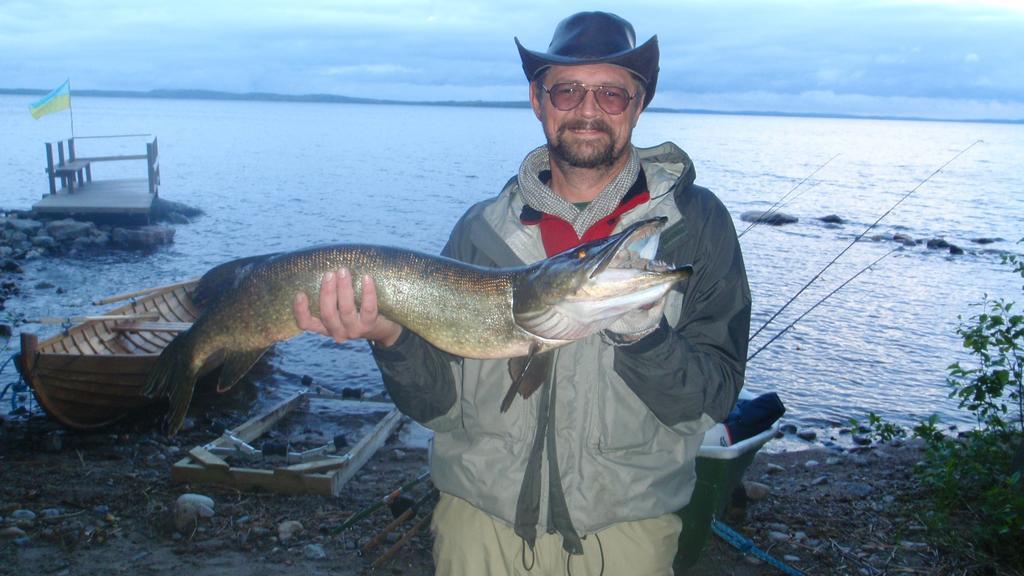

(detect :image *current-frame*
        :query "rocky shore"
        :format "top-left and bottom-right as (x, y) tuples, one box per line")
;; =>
(0, 407), (1010, 576)
(0, 199), (201, 325)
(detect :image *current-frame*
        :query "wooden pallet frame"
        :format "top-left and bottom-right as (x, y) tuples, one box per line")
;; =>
(171, 391), (404, 496)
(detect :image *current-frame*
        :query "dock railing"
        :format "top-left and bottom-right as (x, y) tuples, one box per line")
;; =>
(44, 135), (160, 197)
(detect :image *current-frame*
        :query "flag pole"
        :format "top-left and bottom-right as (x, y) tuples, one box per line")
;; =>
(68, 78), (75, 140)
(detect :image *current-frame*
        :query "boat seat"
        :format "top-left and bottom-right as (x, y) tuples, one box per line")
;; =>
(112, 321), (192, 333)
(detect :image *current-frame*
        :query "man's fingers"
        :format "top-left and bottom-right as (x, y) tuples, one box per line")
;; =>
(293, 292), (327, 334)
(359, 275), (379, 325)
(318, 270), (349, 339)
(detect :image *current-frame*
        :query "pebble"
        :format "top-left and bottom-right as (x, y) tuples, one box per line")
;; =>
(811, 475), (829, 486)
(825, 457), (840, 466)
(174, 493), (215, 534)
(40, 508), (63, 522)
(743, 481), (771, 501)
(1, 526), (27, 540)
(303, 543), (327, 560)
(779, 423), (798, 435)
(852, 434), (872, 446)
(278, 520), (304, 543)
(768, 530), (790, 542)
(783, 555), (801, 563)
(803, 460), (820, 469)
(796, 430), (817, 441)
(391, 449), (406, 461)
(765, 463), (786, 475)
(9, 509), (37, 526)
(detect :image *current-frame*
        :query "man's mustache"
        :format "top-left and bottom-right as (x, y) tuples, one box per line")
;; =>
(558, 119), (613, 135)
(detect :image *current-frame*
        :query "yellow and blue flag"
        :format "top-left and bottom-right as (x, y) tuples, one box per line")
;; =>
(29, 80), (71, 119)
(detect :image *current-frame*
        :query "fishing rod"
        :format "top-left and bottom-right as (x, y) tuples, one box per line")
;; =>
(748, 139), (983, 344)
(747, 247), (898, 362)
(737, 153), (840, 239)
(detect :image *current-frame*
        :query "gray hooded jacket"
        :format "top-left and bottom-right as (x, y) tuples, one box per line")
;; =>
(372, 141), (751, 553)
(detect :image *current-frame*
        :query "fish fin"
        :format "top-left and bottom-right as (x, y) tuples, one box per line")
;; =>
(501, 346), (554, 413)
(143, 332), (200, 436)
(215, 347), (270, 393)
(193, 253), (277, 309)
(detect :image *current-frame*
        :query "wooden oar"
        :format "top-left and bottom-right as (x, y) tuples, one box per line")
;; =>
(92, 277), (198, 305)
(32, 312), (162, 325)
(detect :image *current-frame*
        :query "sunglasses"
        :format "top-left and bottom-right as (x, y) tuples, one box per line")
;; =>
(542, 82), (637, 115)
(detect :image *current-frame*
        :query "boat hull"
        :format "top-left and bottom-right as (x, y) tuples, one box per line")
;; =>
(16, 280), (199, 430)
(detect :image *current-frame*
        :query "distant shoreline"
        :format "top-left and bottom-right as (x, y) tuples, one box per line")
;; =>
(3, 86), (1020, 126)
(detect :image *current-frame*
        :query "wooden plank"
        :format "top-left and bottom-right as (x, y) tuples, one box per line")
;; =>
(188, 446), (230, 470)
(279, 457), (351, 475)
(220, 392), (309, 444)
(171, 460), (336, 496)
(111, 321), (191, 333)
(327, 408), (404, 495)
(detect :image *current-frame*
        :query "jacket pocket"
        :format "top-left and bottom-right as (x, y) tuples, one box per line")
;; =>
(589, 373), (661, 453)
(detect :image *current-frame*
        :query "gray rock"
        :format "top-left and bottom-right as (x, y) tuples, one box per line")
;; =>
(948, 244), (964, 255)
(852, 434), (872, 446)
(743, 481), (771, 501)
(765, 463), (786, 475)
(32, 235), (57, 250)
(768, 530), (790, 542)
(892, 233), (916, 247)
(174, 493), (215, 534)
(303, 543), (327, 560)
(797, 430), (817, 441)
(741, 210), (798, 225)
(0, 526), (27, 540)
(1, 259), (23, 273)
(837, 481), (874, 498)
(46, 219), (96, 242)
(277, 520), (303, 543)
(10, 509), (37, 524)
(6, 218), (43, 234)
(811, 475), (829, 486)
(818, 214), (844, 224)
(779, 423), (798, 435)
(970, 237), (1000, 245)
(926, 238), (951, 250)
(804, 460), (820, 469)
(110, 226), (175, 250)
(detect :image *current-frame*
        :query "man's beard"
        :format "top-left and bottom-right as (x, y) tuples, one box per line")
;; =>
(547, 119), (623, 169)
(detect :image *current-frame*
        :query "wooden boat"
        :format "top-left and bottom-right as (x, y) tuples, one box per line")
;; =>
(16, 278), (199, 430)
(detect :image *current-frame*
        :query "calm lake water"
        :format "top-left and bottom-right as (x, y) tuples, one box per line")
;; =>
(2, 94), (1022, 434)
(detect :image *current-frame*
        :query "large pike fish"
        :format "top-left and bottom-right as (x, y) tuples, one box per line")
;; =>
(144, 217), (692, 434)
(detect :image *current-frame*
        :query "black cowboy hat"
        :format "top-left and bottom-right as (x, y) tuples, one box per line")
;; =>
(515, 11), (659, 109)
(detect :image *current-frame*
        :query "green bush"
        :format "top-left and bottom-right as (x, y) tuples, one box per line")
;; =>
(914, 244), (1024, 565)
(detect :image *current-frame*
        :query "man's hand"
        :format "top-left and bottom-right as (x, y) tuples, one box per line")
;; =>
(293, 268), (403, 347)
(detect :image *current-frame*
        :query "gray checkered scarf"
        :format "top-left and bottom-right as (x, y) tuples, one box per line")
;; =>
(517, 145), (640, 237)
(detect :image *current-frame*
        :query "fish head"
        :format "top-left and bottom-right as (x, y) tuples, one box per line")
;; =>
(512, 217), (693, 342)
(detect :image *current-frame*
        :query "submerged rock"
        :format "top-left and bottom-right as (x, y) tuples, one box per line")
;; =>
(111, 226), (175, 250)
(741, 210), (798, 225)
(818, 214), (845, 224)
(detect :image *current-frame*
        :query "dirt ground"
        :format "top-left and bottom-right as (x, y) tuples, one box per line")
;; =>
(0, 406), (1014, 576)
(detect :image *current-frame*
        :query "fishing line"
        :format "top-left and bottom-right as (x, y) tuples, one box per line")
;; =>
(738, 153), (840, 239)
(747, 247), (897, 362)
(748, 139), (983, 344)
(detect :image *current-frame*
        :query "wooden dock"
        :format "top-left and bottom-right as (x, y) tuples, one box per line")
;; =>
(32, 136), (160, 220)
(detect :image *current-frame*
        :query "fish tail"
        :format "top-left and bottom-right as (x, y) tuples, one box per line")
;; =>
(143, 332), (201, 436)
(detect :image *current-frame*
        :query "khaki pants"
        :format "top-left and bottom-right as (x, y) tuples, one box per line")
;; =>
(431, 493), (682, 576)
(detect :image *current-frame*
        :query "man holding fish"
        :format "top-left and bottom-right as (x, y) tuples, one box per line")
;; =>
(295, 11), (750, 575)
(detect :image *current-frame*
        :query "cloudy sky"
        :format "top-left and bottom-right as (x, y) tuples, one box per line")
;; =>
(2, 0), (1022, 120)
